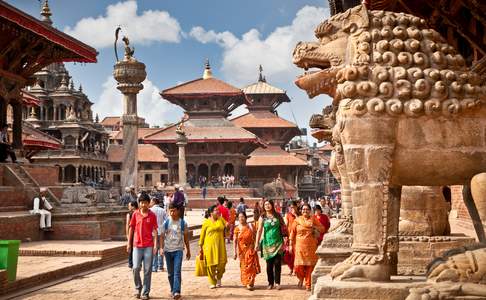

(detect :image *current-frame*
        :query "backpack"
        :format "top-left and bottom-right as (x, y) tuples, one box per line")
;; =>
(163, 218), (186, 239)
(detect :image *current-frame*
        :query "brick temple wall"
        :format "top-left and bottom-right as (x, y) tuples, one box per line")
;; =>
(48, 212), (126, 241)
(0, 187), (29, 211)
(23, 165), (59, 186)
(0, 214), (43, 241)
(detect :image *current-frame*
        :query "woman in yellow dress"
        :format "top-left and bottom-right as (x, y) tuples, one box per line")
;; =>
(199, 205), (228, 289)
(289, 203), (325, 291)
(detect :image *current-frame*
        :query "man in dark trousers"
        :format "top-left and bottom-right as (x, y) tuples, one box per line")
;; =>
(0, 124), (17, 163)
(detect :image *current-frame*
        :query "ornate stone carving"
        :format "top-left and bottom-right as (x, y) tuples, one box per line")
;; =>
(263, 178), (285, 200)
(399, 186), (450, 237)
(293, 6), (484, 118)
(406, 245), (486, 299)
(293, 5), (486, 283)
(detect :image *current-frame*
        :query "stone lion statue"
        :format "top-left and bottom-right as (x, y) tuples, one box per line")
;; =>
(293, 5), (486, 281)
(263, 179), (285, 200)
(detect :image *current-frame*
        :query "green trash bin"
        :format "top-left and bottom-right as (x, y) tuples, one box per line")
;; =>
(0, 240), (20, 281)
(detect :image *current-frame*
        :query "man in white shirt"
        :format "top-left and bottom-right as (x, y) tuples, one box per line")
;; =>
(150, 197), (167, 272)
(30, 187), (53, 230)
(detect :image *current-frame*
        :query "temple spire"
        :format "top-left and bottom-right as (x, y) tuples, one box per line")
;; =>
(258, 65), (266, 82)
(40, 0), (53, 25)
(202, 59), (213, 79)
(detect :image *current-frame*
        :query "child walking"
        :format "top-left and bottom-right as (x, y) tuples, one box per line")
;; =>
(127, 192), (158, 299)
(160, 203), (191, 300)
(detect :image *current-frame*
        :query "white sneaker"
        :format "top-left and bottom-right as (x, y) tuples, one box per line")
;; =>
(216, 280), (222, 287)
(209, 285), (216, 289)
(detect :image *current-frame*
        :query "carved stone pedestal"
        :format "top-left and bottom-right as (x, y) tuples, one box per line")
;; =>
(311, 220), (353, 286)
(398, 234), (476, 276)
(310, 275), (428, 300)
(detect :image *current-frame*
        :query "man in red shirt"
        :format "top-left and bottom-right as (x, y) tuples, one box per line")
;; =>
(216, 196), (229, 222)
(128, 192), (158, 300)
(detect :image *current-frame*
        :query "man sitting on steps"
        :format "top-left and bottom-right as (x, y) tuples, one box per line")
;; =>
(29, 187), (53, 231)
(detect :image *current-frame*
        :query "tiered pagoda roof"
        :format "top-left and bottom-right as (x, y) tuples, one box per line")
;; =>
(22, 121), (61, 150)
(246, 145), (307, 167)
(146, 62), (263, 151)
(0, 0), (97, 84)
(232, 67), (306, 168)
(107, 144), (168, 163)
(232, 110), (299, 129)
(160, 61), (250, 118)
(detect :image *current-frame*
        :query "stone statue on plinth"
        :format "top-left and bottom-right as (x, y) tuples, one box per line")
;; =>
(113, 28), (146, 191)
(293, 4), (486, 299)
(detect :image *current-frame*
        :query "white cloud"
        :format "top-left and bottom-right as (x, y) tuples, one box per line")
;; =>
(64, 1), (181, 48)
(189, 6), (329, 86)
(94, 77), (183, 127)
(189, 27), (238, 48)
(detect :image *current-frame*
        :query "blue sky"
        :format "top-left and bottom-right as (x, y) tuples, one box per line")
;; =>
(9, 0), (332, 142)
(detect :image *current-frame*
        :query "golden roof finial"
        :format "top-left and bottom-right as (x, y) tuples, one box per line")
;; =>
(202, 58), (213, 79)
(41, 0), (53, 25)
(258, 64), (266, 82)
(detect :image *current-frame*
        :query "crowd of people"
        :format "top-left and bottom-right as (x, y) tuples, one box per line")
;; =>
(186, 174), (250, 189)
(124, 188), (333, 300)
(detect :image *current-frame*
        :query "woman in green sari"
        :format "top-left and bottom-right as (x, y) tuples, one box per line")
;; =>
(255, 199), (287, 290)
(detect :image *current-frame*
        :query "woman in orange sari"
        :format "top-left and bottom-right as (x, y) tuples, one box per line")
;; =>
(285, 200), (299, 275)
(234, 212), (260, 290)
(289, 203), (326, 291)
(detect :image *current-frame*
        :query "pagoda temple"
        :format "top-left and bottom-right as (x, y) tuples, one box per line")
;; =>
(0, 0), (97, 157)
(144, 62), (264, 183)
(232, 67), (307, 189)
(19, 2), (109, 185)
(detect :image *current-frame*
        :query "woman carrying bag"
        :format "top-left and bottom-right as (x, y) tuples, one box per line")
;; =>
(255, 199), (288, 290)
(198, 205), (228, 289)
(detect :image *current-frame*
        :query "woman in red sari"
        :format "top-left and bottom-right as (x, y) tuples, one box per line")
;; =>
(285, 200), (299, 275)
(233, 211), (260, 290)
(289, 203), (325, 291)
(314, 205), (330, 245)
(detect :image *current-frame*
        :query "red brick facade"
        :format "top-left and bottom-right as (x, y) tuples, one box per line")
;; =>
(0, 214), (43, 241)
(48, 212), (126, 240)
(22, 165), (59, 186)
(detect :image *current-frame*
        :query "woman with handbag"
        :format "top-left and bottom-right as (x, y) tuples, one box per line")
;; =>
(199, 205), (228, 289)
(255, 199), (287, 290)
(289, 203), (326, 291)
(233, 211), (260, 290)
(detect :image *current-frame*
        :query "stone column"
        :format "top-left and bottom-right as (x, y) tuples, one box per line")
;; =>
(113, 44), (146, 190)
(176, 132), (188, 186)
(75, 166), (79, 183)
(53, 106), (58, 121)
(61, 167), (65, 183)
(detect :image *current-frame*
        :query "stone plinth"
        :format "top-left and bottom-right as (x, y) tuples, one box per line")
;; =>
(311, 228), (353, 286)
(49, 209), (127, 240)
(398, 234), (476, 276)
(311, 275), (428, 300)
